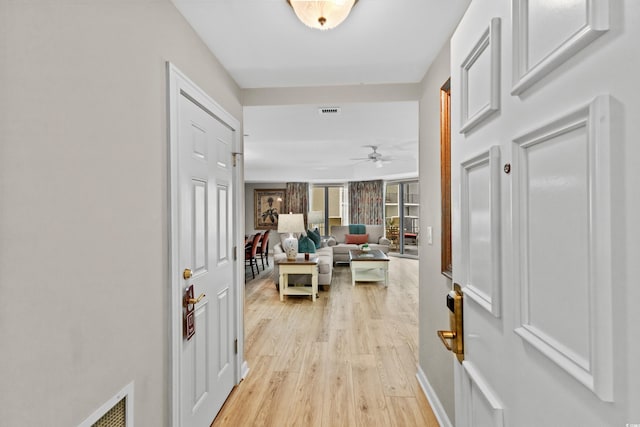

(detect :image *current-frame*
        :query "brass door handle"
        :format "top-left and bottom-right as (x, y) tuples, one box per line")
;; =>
(183, 268), (192, 279)
(437, 330), (457, 351)
(184, 293), (205, 306)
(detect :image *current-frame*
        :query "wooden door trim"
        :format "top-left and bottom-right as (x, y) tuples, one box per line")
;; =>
(440, 78), (453, 278)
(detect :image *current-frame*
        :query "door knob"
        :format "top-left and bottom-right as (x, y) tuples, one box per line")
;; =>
(437, 330), (457, 351)
(183, 268), (192, 279)
(437, 283), (464, 362)
(184, 293), (205, 306)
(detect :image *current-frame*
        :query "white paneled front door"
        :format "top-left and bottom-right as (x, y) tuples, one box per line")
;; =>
(450, 1), (637, 425)
(168, 64), (238, 427)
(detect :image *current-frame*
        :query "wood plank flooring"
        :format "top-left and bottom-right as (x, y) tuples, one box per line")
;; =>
(213, 257), (439, 427)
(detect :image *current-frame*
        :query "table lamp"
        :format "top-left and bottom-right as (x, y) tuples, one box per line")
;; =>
(277, 213), (305, 261)
(307, 210), (324, 231)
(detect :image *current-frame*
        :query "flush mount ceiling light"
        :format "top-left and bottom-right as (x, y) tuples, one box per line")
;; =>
(286, 0), (358, 30)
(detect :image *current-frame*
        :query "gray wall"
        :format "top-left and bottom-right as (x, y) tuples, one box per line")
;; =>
(0, 1), (241, 425)
(418, 41), (456, 421)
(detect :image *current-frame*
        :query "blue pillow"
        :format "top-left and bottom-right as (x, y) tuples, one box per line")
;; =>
(349, 224), (366, 234)
(307, 228), (322, 249)
(298, 235), (317, 253)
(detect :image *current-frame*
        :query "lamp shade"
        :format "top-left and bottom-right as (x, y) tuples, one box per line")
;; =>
(287, 0), (358, 30)
(307, 211), (324, 226)
(277, 213), (305, 234)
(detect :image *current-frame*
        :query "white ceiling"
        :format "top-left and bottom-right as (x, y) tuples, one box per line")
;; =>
(171, 0), (470, 182)
(244, 102), (419, 183)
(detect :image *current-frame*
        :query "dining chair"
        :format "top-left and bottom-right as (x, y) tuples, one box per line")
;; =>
(257, 229), (270, 271)
(245, 233), (261, 280)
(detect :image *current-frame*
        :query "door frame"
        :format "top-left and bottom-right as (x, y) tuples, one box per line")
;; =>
(166, 62), (247, 426)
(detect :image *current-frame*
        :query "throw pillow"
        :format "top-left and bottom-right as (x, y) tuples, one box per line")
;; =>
(307, 228), (322, 249)
(298, 235), (317, 253)
(349, 224), (366, 234)
(345, 233), (369, 245)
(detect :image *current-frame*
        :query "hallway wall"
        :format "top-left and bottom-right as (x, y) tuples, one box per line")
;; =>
(0, 1), (241, 425)
(417, 41), (456, 422)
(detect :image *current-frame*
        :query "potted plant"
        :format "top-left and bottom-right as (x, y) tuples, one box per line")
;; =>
(361, 243), (370, 252)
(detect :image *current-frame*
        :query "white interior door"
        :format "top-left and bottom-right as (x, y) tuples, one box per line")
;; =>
(171, 67), (236, 426)
(450, 1), (637, 425)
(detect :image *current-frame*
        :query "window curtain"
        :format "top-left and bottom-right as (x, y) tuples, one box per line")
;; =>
(285, 182), (308, 221)
(348, 180), (384, 224)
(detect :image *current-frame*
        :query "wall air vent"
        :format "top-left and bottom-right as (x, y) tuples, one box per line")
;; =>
(79, 382), (134, 427)
(319, 107), (341, 115)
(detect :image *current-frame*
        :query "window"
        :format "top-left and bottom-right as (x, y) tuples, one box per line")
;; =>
(385, 180), (419, 257)
(310, 185), (345, 236)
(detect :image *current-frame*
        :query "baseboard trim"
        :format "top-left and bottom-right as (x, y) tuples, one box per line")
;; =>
(416, 364), (454, 427)
(241, 361), (250, 380)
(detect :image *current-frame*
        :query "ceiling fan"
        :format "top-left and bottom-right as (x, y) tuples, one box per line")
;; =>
(350, 145), (393, 168)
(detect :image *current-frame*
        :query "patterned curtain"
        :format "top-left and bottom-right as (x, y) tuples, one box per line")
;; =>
(348, 180), (384, 224)
(285, 182), (308, 220)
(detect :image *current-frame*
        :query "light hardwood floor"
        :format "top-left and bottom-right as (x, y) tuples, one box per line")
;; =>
(212, 257), (439, 427)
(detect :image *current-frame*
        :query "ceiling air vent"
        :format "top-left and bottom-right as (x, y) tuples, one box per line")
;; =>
(319, 107), (341, 115)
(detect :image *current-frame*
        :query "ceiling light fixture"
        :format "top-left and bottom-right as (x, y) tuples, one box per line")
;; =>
(286, 0), (358, 31)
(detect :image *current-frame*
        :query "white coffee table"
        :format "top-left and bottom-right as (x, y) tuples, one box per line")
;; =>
(349, 249), (390, 287)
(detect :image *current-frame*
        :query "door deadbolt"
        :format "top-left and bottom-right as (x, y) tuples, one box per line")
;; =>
(183, 268), (192, 280)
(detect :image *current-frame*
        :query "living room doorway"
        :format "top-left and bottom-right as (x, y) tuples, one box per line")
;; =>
(385, 180), (420, 257)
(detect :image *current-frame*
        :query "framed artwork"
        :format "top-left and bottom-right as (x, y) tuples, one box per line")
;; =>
(254, 189), (285, 230)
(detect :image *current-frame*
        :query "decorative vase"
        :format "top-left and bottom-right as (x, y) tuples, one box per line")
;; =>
(283, 234), (298, 261)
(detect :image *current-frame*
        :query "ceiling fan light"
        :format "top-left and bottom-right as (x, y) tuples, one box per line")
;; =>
(287, 0), (358, 30)
(375, 159), (383, 168)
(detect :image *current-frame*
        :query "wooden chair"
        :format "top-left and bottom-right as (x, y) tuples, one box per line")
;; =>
(257, 230), (270, 271)
(245, 233), (261, 280)
(386, 225), (399, 250)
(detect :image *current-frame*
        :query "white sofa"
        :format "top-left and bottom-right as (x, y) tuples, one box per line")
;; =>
(327, 225), (391, 264)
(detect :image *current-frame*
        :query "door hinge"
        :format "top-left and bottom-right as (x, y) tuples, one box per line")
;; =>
(234, 339), (238, 354)
(232, 152), (242, 167)
(233, 246), (237, 261)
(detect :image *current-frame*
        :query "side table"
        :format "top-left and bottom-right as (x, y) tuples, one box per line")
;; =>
(277, 257), (319, 302)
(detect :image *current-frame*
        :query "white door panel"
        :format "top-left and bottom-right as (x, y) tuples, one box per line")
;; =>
(450, 1), (632, 426)
(462, 362), (504, 427)
(217, 185), (229, 263)
(461, 146), (501, 317)
(527, 0), (587, 67)
(512, 96), (614, 401)
(176, 84), (236, 426)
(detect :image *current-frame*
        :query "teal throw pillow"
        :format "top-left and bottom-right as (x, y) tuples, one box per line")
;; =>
(349, 224), (366, 234)
(298, 235), (317, 254)
(307, 228), (322, 249)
